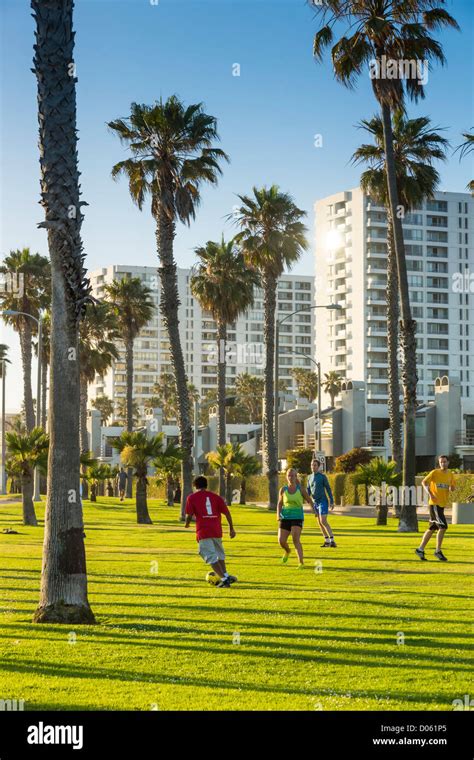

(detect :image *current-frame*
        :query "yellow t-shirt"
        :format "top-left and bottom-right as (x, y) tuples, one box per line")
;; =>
(424, 469), (456, 508)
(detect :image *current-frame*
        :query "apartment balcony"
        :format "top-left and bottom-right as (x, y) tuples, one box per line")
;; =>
(366, 296), (386, 306)
(367, 327), (387, 336)
(359, 431), (386, 447)
(455, 431), (474, 446)
(367, 265), (387, 275)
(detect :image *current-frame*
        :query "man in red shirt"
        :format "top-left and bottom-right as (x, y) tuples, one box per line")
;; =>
(185, 476), (237, 588)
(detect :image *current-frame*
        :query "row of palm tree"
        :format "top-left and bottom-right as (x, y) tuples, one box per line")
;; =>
(311, 0), (461, 531)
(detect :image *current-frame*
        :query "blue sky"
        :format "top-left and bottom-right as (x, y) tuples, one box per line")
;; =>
(1, 0), (473, 410)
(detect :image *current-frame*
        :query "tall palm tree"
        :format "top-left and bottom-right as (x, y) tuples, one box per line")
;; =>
(78, 302), (120, 496)
(108, 97), (228, 518)
(190, 237), (259, 496)
(352, 113), (448, 473)
(455, 129), (474, 192)
(232, 185), (308, 510)
(6, 428), (49, 526)
(311, 0), (458, 532)
(104, 277), (155, 496)
(322, 371), (342, 408)
(31, 0), (95, 624)
(91, 395), (114, 426)
(154, 442), (184, 506)
(0, 248), (50, 432)
(235, 372), (265, 423)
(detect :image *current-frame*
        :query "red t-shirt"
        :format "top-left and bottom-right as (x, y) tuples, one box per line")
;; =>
(185, 490), (230, 541)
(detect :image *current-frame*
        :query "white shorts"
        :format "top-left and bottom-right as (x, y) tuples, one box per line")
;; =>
(198, 537), (225, 565)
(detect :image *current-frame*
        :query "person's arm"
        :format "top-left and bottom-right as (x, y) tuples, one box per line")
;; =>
(301, 484), (313, 506)
(324, 474), (334, 508)
(223, 507), (236, 539)
(277, 488), (284, 520)
(421, 472), (435, 502)
(450, 473), (456, 493)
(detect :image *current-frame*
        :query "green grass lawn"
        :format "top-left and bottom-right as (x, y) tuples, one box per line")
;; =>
(0, 497), (472, 711)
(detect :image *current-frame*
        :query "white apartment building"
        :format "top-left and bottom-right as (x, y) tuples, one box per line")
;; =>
(89, 265), (315, 421)
(315, 188), (474, 436)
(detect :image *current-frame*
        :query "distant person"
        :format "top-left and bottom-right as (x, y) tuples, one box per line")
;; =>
(174, 483), (182, 505)
(307, 458), (336, 547)
(277, 468), (313, 568)
(184, 476), (237, 588)
(416, 455), (456, 561)
(116, 467), (128, 502)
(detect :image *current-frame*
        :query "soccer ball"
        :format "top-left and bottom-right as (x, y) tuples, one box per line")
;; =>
(206, 571), (220, 586)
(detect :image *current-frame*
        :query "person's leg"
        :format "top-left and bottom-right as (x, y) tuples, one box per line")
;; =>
(436, 528), (446, 551)
(419, 527), (434, 550)
(321, 515), (334, 539)
(291, 525), (304, 565)
(317, 514), (328, 537)
(279, 527), (291, 558)
(210, 560), (224, 578)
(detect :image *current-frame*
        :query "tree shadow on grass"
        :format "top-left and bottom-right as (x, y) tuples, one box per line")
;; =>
(0, 658), (464, 707)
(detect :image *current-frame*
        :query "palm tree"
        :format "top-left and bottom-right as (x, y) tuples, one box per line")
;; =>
(34, 311), (50, 432)
(85, 462), (109, 503)
(151, 372), (200, 425)
(114, 398), (140, 427)
(232, 186), (308, 510)
(207, 443), (246, 506)
(236, 453), (261, 505)
(91, 395), (114, 426)
(235, 373), (264, 423)
(79, 302), (120, 496)
(0, 248), (50, 432)
(290, 368), (319, 403)
(104, 277), (155, 496)
(108, 97), (228, 518)
(352, 113), (448, 474)
(353, 458), (402, 525)
(154, 442), (184, 506)
(31, 0), (95, 624)
(311, 0), (458, 532)
(112, 431), (164, 523)
(191, 237), (259, 496)
(455, 129), (474, 192)
(5, 428), (49, 526)
(322, 371), (342, 408)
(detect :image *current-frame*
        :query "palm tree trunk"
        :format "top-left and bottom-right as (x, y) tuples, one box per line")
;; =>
(156, 208), (193, 520)
(225, 472), (233, 506)
(136, 475), (152, 524)
(217, 319), (227, 498)
(240, 478), (246, 505)
(22, 469), (37, 526)
(380, 103), (418, 533)
(386, 216), (403, 479)
(79, 375), (89, 499)
(90, 483), (97, 502)
(19, 321), (35, 432)
(41, 358), (48, 430)
(166, 475), (174, 506)
(376, 503), (388, 526)
(263, 272), (278, 510)
(32, 0), (95, 624)
(124, 336), (134, 499)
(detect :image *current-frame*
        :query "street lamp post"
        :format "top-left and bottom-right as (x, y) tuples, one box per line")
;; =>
(274, 304), (341, 466)
(2, 310), (43, 501)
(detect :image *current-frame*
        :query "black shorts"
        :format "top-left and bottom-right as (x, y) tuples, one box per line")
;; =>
(279, 519), (303, 531)
(429, 505), (448, 531)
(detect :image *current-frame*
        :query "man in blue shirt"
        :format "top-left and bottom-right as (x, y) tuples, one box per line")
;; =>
(307, 458), (337, 547)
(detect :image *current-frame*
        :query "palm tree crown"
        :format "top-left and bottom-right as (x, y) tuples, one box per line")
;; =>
(352, 112), (448, 209)
(108, 97), (229, 223)
(104, 277), (155, 343)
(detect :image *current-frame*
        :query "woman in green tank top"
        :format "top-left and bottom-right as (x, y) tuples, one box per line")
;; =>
(277, 468), (313, 568)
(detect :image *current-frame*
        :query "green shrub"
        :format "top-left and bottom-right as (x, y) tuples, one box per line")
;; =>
(334, 447), (373, 473)
(286, 448), (314, 474)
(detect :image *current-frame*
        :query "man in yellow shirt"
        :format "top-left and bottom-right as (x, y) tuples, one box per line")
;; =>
(416, 455), (456, 561)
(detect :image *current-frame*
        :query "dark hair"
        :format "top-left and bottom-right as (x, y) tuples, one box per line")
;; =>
(312, 459), (320, 466)
(438, 454), (449, 462)
(193, 476), (208, 489)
